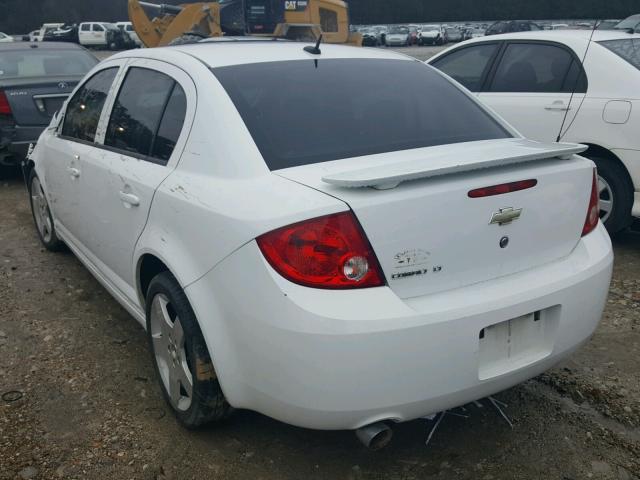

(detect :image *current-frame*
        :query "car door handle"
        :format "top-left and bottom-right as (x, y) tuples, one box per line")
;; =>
(119, 191), (140, 207)
(67, 167), (80, 178)
(545, 103), (571, 111)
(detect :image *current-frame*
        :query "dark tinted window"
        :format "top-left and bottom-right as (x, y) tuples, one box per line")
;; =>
(81, 24), (90, 31)
(105, 68), (177, 162)
(599, 39), (640, 71)
(319, 8), (338, 32)
(62, 67), (118, 142)
(0, 49), (98, 79)
(213, 59), (510, 170)
(431, 44), (499, 91)
(490, 43), (583, 93)
(151, 84), (187, 162)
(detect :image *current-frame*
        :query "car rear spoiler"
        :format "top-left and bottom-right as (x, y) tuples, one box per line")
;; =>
(321, 139), (587, 189)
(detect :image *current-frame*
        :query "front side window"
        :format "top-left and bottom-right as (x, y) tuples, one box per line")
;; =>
(105, 67), (185, 164)
(599, 39), (640, 71)
(490, 43), (584, 93)
(93, 24), (105, 32)
(432, 44), (500, 91)
(61, 67), (118, 142)
(213, 59), (510, 170)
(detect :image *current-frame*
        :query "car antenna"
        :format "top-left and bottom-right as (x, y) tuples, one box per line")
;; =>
(556, 20), (599, 142)
(304, 34), (323, 55)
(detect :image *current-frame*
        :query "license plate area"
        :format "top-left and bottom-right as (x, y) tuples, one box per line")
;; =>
(478, 307), (559, 380)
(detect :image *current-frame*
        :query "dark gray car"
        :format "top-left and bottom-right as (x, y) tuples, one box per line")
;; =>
(0, 42), (98, 173)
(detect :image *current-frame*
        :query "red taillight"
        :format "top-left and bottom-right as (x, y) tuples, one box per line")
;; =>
(0, 91), (11, 116)
(582, 170), (600, 237)
(468, 179), (537, 198)
(257, 211), (385, 289)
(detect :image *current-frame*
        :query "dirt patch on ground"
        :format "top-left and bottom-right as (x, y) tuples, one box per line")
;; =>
(1, 175), (639, 480)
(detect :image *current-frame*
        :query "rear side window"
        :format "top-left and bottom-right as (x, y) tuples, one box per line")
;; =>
(213, 59), (510, 170)
(105, 67), (185, 164)
(431, 44), (499, 91)
(62, 67), (118, 142)
(0, 49), (98, 79)
(151, 84), (187, 162)
(490, 43), (585, 93)
(599, 39), (640, 71)
(81, 24), (90, 32)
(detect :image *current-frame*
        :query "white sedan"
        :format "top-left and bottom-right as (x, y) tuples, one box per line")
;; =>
(0, 32), (14, 43)
(429, 30), (640, 234)
(25, 40), (612, 447)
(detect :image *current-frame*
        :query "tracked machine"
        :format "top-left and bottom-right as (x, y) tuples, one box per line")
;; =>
(128, 0), (362, 47)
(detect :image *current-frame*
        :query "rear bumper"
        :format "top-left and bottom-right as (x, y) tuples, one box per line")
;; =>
(1, 125), (45, 164)
(186, 224), (613, 430)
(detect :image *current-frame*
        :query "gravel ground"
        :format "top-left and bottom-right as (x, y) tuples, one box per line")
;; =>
(1, 169), (640, 480)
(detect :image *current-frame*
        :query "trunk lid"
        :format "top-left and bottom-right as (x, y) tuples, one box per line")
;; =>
(276, 139), (594, 299)
(2, 78), (79, 126)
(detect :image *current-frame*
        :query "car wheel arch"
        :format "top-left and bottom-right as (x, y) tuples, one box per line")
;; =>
(582, 143), (634, 189)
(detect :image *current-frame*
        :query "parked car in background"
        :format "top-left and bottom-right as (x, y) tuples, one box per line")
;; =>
(430, 30), (640, 233)
(469, 28), (486, 38)
(27, 30), (40, 42)
(116, 21), (143, 47)
(446, 27), (464, 42)
(597, 20), (622, 30)
(44, 24), (79, 43)
(385, 25), (411, 46)
(34, 23), (64, 42)
(361, 28), (381, 47)
(79, 22), (130, 50)
(0, 32), (14, 43)
(0, 42), (98, 175)
(25, 41), (612, 440)
(418, 25), (446, 45)
(615, 14), (640, 33)
(486, 20), (542, 36)
(550, 24), (570, 30)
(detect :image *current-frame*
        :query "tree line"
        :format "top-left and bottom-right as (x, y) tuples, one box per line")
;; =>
(1, 0), (639, 34)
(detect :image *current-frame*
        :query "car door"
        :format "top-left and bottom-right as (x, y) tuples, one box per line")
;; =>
(478, 41), (587, 142)
(44, 65), (121, 243)
(78, 23), (91, 44)
(92, 24), (106, 46)
(74, 60), (194, 302)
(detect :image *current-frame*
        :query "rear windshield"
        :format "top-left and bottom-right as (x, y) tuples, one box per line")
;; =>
(0, 49), (98, 79)
(213, 58), (511, 170)
(599, 39), (640, 70)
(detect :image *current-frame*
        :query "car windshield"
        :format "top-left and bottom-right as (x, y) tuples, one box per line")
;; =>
(446, 28), (458, 34)
(0, 49), (98, 79)
(615, 15), (640, 30)
(423, 25), (438, 31)
(599, 39), (640, 70)
(389, 26), (409, 34)
(213, 59), (511, 170)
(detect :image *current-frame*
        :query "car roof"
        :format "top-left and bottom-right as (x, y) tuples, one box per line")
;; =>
(0, 41), (86, 51)
(116, 41), (414, 69)
(468, 29), (640, 43)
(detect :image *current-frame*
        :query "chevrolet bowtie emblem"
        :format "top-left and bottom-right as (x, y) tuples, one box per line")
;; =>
(490, 207), (522, 226)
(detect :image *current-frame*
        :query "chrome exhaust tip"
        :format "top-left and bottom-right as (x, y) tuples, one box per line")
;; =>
(355, 422), (393, 450)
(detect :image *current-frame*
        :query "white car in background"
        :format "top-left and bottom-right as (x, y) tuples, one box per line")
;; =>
(0, 32), (14, 43)
(116, 21), (143, 47)
(385, 25), (411, 46)
(78, 22), (128, 50)
(25, 41), (611, 447)
(430, 30), (640, 233)
(418, 25), (446, 45)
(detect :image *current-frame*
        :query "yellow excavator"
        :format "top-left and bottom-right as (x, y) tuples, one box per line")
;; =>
(128, 0), (362, 47)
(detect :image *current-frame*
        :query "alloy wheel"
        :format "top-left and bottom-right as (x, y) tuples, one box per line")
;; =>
(598, 175), (614, 224)
(149, 294), (193, 411)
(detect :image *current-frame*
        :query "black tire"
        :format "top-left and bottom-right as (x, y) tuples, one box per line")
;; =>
(588, 156), (634, 234)
(28, 170), (65, 251)
(146, 272), (231, 428)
